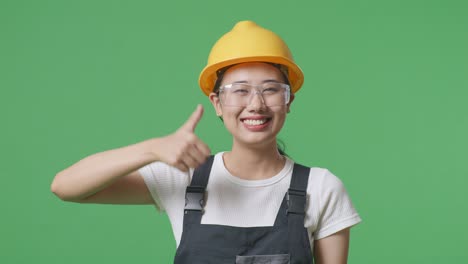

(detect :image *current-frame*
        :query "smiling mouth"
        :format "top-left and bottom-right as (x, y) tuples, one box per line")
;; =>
(241, 118), (271, 126)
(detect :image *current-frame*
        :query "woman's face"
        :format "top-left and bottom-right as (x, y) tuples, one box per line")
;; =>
(209, 62), (294, 148)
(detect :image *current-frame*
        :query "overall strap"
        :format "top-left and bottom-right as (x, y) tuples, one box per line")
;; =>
(287, 163), (310, 215)
(287, 163), (311, 258)
(183, 155), (215, 225)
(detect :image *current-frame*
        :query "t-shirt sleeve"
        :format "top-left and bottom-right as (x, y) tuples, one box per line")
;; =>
(138, 161), (191, 213)
(312, 169), (362, 240)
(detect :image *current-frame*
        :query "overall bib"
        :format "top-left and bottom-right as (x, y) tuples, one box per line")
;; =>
(174, 156), (314, 264)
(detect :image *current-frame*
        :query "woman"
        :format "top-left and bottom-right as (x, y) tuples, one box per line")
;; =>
(51, 21), (361, 263)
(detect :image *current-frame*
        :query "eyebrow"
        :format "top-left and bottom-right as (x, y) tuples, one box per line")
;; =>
(231, 79), (281, 84)
(262, 79), (281, 83)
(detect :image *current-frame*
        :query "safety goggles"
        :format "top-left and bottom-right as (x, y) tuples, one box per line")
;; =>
(218, 82), (291, 107)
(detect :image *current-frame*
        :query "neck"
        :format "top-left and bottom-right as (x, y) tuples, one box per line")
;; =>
(223, 139), (286, 180)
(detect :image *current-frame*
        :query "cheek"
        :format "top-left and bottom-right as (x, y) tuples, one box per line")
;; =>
(220, 108), (242, 127)
(275, 115), (286, 127)
(273, 108), (288, 120)
(272, 110), (288, 129)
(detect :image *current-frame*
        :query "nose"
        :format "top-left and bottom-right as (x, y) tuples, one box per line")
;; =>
(246, 91), (266, 111)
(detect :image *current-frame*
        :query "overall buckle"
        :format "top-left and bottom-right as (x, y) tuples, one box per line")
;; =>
(286, 188), (306, 215)
(184, 186), (205, 213)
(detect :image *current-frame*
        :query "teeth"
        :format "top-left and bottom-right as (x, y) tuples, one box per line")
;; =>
(243, 119), (267, 125)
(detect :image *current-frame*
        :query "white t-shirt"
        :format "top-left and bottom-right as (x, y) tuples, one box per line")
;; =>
(138, 152), (361, 249)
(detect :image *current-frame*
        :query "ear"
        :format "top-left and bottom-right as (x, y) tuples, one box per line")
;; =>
(286, 93), (295, 113)
(209, 92), (223, 116)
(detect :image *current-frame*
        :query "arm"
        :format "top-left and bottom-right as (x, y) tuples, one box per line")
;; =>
(313, 227), (350, 264)
(51, 139), (160, 204)
(50, 105), (210, 204)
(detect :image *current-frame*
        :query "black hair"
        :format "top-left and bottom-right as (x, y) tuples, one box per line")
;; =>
(213, 62), (291, 157)
(276, 138), (288, 157)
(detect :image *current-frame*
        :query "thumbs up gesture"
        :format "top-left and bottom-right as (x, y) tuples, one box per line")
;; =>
(153, 105), (211, 172)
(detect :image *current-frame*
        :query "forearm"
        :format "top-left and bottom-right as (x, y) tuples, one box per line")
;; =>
(51, 138), (159, 201)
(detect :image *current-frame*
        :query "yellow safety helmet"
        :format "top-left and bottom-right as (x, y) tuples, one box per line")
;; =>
(199, 21), (304, 96)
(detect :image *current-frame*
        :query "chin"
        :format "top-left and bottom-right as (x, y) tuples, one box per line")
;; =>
(234, 132), (278, 147)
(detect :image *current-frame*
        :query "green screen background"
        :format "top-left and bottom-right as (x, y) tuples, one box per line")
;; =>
(1, 0), (467, 263)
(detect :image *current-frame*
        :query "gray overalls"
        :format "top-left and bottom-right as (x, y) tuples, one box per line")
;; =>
(174, 156), (314, 264)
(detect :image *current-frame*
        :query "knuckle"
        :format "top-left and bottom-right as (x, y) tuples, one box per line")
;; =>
(180, 144), (191, 154)
(187, 133), (197, 143)
(202, 146), (211, 156)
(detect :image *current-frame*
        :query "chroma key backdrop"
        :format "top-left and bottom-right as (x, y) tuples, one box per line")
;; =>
(1, 0), (467, 263)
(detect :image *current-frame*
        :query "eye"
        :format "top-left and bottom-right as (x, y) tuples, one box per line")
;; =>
(262, 86), (281, 94)
(232, 88), (249, 94)
(231, 84), (250, 95)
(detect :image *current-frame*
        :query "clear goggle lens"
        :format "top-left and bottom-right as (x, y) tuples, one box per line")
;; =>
(219, 82), (290, 107)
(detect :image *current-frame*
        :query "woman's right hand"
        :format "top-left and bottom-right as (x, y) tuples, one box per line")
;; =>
(152, 104), (211, 172)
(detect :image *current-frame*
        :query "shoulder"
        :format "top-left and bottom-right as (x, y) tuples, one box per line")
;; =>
(308, 167), (347, 194)
(304, 166), (353, 216)
(287, 161), (346, 197)
(137, 160), (193, 212)
(298, 165), (361, 239)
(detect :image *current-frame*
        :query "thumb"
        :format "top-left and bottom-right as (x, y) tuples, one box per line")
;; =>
(181, 104), (204, 132)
